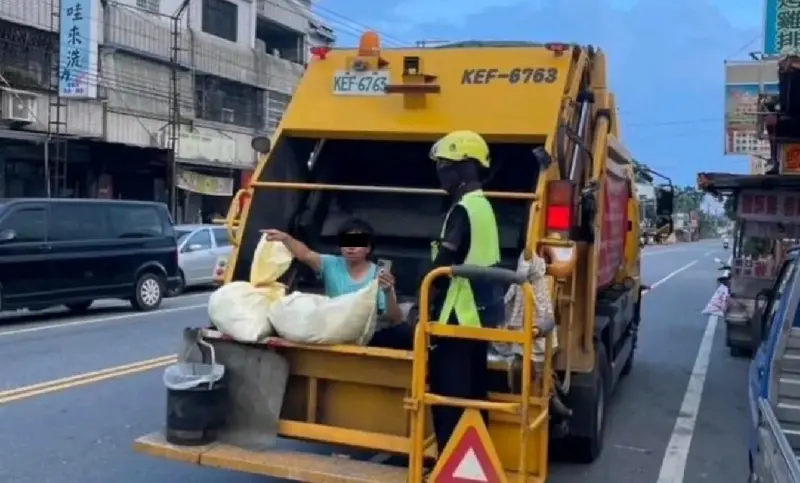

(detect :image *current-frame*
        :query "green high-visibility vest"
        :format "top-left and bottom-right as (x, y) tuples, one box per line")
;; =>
(430, 190), (501, 327)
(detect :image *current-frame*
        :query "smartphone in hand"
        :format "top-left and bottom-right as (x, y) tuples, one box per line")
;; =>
(377, 258), (392, 274)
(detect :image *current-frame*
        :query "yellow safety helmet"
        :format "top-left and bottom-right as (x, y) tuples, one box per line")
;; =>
(429, 130), (490, 168)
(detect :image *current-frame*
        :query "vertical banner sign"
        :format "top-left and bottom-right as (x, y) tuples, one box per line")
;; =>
(764, 0), (800, 56)
(58, 0), (99, 98)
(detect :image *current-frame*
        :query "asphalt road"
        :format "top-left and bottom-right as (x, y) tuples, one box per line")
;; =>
(0, 240), (748, 483)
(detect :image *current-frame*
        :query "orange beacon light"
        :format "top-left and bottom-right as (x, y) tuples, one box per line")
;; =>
(358, 31), (381, 56)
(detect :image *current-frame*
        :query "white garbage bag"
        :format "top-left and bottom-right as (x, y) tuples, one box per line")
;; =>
(702, 284), (730, 317)
(208, 281), (275, 342)
(251, 236), (293, 288)
(163, 362), (225, 390)
(269, 280), (380, 345)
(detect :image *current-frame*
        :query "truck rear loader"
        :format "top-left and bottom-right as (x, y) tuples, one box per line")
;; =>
(134, 32), (673, 482)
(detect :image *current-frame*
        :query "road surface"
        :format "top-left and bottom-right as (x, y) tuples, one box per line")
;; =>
(0, 240), (748, 483)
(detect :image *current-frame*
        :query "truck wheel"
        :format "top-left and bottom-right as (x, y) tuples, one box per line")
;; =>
(565, 343), (610, 463)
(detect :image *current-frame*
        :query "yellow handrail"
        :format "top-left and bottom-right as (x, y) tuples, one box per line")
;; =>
(408, 265), (553, 483)
(223, 188), (250, 246)
(249, 181), (537, 200)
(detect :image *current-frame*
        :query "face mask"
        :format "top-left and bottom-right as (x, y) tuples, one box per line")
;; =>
(436, 164), (461, 194)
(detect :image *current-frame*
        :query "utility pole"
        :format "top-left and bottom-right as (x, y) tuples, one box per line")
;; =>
(167, 0), (191, 220)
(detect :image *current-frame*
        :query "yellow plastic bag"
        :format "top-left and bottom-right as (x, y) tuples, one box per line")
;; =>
(250, 235), (293, 289)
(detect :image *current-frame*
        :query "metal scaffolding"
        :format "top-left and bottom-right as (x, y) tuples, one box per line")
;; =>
(47, 0), (69, 198)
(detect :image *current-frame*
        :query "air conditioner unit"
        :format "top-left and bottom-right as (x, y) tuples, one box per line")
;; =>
(1, 89), (36, 125)
(221, 108), (235, 123)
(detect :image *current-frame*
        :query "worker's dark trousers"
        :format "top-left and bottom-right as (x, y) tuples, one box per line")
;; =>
(428, 326), (490, 452)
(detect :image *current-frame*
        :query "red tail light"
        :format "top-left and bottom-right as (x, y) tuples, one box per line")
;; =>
(310, 46), (331, 60)
(545, 180), (575, 232)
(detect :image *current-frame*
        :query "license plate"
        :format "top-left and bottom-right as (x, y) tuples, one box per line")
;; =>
(333, 71), (389, 96)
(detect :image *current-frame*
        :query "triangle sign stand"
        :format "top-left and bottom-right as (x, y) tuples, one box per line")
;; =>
(429, 408), (509, 483)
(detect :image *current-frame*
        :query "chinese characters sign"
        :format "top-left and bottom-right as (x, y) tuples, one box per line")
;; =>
(736, 190), (800, 222)
(175, 167), (234, 196)
(764, 0), (800, 56)
(58, 0), (99, 98)
(782, 144), (800, 173)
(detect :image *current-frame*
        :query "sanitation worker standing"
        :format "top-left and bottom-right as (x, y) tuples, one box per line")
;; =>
(426, 130), (505, 452)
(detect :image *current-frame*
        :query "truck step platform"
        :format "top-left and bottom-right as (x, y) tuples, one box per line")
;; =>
(779, 375), (800, 399)
(781, 351), (800, 374)
(134, 432), (545, 483)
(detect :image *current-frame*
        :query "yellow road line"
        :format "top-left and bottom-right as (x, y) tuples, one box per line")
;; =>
(0, 354), (178, 405)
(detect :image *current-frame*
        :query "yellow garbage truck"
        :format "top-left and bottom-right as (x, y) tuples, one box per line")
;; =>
(134, 33), (672, 482)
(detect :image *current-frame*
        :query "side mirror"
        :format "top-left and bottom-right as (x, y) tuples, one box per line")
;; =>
(188, 244), (203, 252)
(0, 229), (16, 243)
(251, 136), (271, 154)
(656, 186), (674, 217)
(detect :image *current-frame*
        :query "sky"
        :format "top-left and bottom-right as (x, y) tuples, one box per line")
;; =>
(312, 0), (763, 188)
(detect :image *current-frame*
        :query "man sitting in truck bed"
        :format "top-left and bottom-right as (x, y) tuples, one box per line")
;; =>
(264, 217), (414, 349)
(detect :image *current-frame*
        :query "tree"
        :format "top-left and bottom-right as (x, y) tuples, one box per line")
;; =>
(674, 185), (704, 214)
(723, 196), (736, 220)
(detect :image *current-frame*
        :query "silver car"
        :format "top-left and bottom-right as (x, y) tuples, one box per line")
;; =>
(173, 224), (234, 294)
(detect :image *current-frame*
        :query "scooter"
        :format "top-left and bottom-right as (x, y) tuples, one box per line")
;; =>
(714, 257), (732, 280)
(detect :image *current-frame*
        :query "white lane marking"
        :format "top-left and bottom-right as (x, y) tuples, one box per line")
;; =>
(703, 250), (716, 257)
(656, 314), (718, 483)
(0, 303), (208, 338)
(643, 250), (685, 257)
(643, 260), (698, 294)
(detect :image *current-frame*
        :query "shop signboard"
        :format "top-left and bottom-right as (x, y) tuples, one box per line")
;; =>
(764, 0), (800, 56)
(58, 0), (100, 98)
(176, 167), (234, 196)
(724, 61), (779, 156)
(782, 144), (800, 173)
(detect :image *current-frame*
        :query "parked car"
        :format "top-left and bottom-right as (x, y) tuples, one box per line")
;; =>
(0, 198), (181, 314)
(173, 224), (234, 294)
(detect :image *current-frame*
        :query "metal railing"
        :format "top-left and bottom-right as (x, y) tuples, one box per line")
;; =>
(407, 265), (556, 483)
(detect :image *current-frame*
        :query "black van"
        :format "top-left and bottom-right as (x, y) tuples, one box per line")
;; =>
(0, 198), (181, 314)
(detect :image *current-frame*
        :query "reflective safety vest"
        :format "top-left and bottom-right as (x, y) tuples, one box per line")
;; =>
(431, 190), (501, 327)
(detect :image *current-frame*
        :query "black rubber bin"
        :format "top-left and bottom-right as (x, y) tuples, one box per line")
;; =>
(164, 363), (229, 446)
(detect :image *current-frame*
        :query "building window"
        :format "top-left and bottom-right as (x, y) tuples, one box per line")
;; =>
(202, 0), (238, 43)
(195, 74), (265, 129)
(136, 0), (160, 13)
(266, 91), (290, 132)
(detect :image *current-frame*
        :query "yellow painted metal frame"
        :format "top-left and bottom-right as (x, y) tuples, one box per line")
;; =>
(408, 266), (552, 483)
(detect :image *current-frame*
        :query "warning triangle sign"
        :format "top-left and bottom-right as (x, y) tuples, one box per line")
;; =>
(430, 409), (508, 483)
